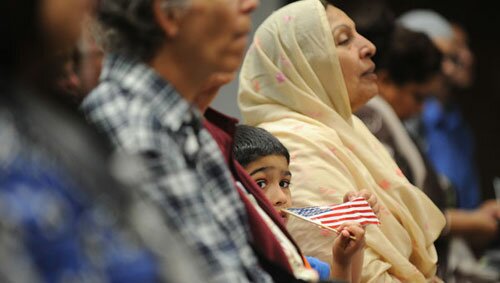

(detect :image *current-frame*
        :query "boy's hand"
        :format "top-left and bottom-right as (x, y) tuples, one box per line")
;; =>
(343, 190), (380, 215)
(331, 222), (365, 267)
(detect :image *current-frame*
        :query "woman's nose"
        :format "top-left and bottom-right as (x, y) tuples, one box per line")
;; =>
(360, 35), (376, 59)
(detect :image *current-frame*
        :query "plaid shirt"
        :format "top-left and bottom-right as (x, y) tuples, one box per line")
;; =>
(82, 54), (273, 283)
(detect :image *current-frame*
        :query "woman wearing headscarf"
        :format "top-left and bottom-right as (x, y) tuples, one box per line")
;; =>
(238, 0), (445, 281)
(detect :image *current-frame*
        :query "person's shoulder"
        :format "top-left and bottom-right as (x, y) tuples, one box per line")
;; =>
(82, 84), (170, 154)
(82, 81), (129, 113)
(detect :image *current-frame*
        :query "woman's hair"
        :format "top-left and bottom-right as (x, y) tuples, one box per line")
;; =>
(96, 0), (189, 60)
(233, 125), (290, 167)
(377, 26), (442, 86)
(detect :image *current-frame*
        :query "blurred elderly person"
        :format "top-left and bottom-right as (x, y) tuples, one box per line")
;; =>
(82, 0), (321, 282)
(238, 0), (445, 281)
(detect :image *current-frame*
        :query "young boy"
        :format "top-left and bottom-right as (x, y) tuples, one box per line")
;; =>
(233, 125), (378, 283)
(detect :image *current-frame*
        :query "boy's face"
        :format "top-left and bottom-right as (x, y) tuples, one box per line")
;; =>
(244, 155), (292, 224)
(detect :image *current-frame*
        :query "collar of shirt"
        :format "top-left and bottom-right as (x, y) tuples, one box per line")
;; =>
(203, 108), (238, 163)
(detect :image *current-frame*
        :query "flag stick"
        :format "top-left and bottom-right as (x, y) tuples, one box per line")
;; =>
(282, 209), (356, 240)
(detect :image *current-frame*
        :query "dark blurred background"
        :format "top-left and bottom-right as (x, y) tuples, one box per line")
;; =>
(284, 0), (500, 200)
(388, 1), (500, 201)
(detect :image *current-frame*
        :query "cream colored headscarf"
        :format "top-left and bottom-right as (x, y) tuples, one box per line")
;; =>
(238, 0), (445, 282)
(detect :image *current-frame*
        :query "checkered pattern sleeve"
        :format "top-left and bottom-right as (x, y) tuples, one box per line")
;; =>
(81, 55), (273, 283)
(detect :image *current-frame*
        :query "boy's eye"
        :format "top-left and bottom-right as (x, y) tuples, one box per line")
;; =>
(256, 180), (267, 189)
(279, 180), (290, 188)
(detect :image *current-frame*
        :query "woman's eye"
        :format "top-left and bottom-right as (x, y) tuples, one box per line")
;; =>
(280, 180), (290, 188)
(256, 180), (267, 189)
(336, 33), (350, 45)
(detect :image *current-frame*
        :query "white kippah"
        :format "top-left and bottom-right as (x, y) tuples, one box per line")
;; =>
(398, 9), (453, 40)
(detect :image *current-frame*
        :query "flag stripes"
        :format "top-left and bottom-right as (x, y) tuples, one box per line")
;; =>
(286, 197), (380, 230)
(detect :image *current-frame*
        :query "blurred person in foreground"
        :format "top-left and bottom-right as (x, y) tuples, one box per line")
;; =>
(0, 0), (208, 282)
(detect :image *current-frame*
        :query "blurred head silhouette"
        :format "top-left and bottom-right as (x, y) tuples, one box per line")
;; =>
(399, 9), (475, 99)
(0, 0), (88, 93)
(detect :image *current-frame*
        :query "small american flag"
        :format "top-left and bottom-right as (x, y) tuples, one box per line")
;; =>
(285, 197), (380, 230)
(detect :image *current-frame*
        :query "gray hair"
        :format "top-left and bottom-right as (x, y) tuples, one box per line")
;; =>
(398, 9), (453, 40)
(97, 0), (189, 60)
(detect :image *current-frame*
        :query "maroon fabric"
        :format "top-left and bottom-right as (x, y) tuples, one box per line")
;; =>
(203, 108), (305, 276)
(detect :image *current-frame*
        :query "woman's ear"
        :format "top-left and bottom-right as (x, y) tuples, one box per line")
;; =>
(152, 0), (184, 38)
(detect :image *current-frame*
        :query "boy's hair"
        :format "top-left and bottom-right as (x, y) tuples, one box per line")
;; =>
(233, 125), (290, 167)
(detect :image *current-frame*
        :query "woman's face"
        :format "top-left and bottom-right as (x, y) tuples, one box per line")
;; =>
(326, 5), (378, 112)
(41, 0), (87, 50)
